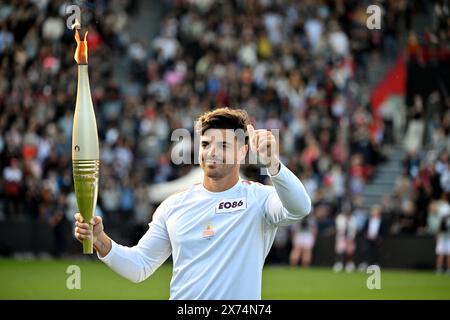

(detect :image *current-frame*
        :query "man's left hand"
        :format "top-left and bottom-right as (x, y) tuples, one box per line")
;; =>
(247, 124), (280, 175)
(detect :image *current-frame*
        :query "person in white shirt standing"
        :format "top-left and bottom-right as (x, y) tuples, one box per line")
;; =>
(436, 193), (450, 274)
(289, 215), (317, 268)
(74, 107), (312, 299)
(333, 202), (358, 273)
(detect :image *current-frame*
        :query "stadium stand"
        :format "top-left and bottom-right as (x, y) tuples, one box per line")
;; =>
(0, 1), (448, 269)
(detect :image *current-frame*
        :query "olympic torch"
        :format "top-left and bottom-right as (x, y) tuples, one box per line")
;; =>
(72, 26), (99, 254)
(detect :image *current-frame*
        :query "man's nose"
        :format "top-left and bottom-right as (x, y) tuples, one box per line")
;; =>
(207, 144), (217, 157)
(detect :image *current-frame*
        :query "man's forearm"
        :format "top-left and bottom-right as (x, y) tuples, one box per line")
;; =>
(269, 162), (312, 218)
(268, 158), (281, 176)
(94, 232), (112, 258)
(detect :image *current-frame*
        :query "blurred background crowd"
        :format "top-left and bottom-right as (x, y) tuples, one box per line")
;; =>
(0, 0), (449, 268)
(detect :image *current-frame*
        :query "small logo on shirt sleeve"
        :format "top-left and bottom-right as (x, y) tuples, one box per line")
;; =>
(215, 197), (247, 214)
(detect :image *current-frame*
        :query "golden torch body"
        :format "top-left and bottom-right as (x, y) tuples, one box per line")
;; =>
(72, 30), (99, 254)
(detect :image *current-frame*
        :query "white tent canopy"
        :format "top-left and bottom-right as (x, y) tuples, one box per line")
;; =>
(147, 167), (249, 203)
(147, 167), (203, 203)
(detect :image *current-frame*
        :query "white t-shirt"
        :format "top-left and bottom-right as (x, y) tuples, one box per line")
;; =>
(368, 217), (381, 240)
(98, 163), (311, 299)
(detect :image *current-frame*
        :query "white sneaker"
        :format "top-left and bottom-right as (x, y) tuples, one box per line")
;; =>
(345, 262), (355, 273)
(333, 262), (343, 273)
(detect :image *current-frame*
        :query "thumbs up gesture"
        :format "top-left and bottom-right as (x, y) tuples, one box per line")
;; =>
(247, 124), (280, 175)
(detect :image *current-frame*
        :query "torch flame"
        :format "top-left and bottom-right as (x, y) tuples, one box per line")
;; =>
(74, 29), (88, 65)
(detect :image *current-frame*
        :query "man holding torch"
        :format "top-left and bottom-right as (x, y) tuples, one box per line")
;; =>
(74, 106), (311, 299)
(71, 27), (311, 299)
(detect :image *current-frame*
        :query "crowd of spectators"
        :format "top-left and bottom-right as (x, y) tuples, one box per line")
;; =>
(0, 0), (138, 255)
(391, 0), (450, 237)
(1, 0), (443, 258)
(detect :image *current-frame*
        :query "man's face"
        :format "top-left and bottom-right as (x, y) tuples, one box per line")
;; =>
(199, 128), (248, 179)
(371, 207), (381, 218)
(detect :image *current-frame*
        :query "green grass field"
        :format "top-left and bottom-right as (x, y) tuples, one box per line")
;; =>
(1, 258), (449, 299)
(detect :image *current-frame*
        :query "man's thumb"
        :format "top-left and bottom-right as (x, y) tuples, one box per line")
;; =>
(247, 124), (254, 137)
(247, 125), (255, 150)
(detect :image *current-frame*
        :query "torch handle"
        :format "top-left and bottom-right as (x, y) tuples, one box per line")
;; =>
(73, 159), (99, 255)
(83, 224), (94, 254)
